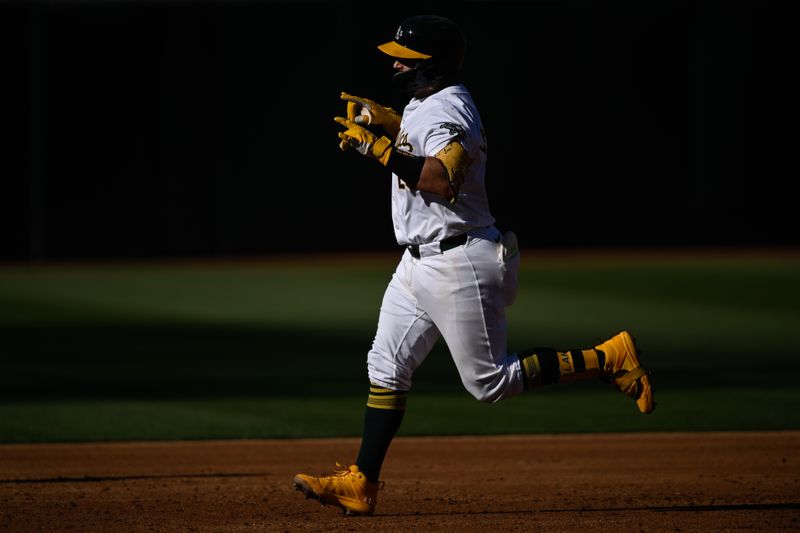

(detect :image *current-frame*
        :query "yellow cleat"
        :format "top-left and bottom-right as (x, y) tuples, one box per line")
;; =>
(293, 463), (383, 516)
(595, 331), (655, 414)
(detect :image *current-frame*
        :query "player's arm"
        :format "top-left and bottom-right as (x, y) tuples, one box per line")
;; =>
(334, 118), (467, 203)
(390, 141), (470, 203)
(389, 150), (453, 200)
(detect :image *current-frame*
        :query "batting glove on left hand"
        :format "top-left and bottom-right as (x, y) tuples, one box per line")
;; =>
(340, 92), (401, 139)
(334, 116), (393, 166)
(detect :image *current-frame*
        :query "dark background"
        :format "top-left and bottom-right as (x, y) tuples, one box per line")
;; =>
(2, 0), (796, 261)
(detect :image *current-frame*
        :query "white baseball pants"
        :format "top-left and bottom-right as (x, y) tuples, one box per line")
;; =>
(367, 226), (524, 402)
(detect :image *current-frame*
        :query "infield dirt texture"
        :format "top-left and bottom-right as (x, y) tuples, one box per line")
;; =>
(2, 432), (799, 532)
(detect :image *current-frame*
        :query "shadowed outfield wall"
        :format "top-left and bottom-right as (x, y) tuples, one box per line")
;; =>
(2, 0), (796, 261)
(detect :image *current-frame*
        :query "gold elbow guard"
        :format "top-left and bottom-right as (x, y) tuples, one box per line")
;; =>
(434, 141), (472, 203)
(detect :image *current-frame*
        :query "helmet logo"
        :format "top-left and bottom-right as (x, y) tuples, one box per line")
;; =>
(395, 26), (404, 40)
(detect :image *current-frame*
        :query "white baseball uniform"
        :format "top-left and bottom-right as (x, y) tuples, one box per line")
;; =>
(367, 84), (524, 402)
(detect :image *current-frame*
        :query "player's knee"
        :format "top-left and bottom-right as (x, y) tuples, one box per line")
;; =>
(465, 383), (505, 403)
(473, 390), (499, 403)
(462, 372), (521, 403)
(367, 352), (412, 391)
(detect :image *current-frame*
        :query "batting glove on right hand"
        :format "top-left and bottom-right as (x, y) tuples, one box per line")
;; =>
(340, 92), (401, 139)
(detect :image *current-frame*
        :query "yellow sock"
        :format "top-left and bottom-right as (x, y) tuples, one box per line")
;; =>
(557, 349), (600, 382)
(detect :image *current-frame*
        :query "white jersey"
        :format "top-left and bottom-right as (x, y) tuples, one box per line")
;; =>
(390, 84), (495, 245)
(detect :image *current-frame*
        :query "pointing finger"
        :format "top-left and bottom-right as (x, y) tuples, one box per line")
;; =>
(340, 92), (365, 104)
(333, 116), (353, 127)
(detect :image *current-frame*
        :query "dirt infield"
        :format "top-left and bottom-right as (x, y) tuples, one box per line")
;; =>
(1, 431), (798, 532)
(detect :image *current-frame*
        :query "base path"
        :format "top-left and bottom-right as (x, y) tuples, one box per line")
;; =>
(1, 431), (798, 532)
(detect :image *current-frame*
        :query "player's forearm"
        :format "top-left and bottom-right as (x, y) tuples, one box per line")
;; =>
(417, 158), (453, 199)
(388, 151), (453, 201)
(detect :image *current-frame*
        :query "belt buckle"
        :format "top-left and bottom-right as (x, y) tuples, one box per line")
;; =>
(408, 245), (420, 258)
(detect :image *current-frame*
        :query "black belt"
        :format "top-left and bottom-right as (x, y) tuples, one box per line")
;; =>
(407, 233), (468, 259)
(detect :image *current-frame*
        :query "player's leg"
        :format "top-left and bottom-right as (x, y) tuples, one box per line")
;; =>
(418, 233), (654, 413)
(517, 346), (603, 386)
(517, 330), (654, 413)
(293, 253), (440, 515)
(351, 252), (440, 484)
(415, 230), (526, 403)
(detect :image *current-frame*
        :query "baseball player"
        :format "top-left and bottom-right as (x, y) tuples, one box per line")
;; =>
(293, 14), (655, 516)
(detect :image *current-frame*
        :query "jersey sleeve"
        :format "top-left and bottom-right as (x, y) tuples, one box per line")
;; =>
(421, 101), (477, 204)
(422, 103), (473, 157)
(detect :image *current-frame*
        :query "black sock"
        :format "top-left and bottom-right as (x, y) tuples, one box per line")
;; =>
(518, 346), (602, 388)
(518, 348), (560, 388)
(355, 385), (407, 483)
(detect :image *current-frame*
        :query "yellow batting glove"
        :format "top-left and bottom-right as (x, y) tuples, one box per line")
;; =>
(339, 102), (361, 150)
(346, 101), (359, 121)
(334, 116), (393, 166)
(340, 92), (401, 138)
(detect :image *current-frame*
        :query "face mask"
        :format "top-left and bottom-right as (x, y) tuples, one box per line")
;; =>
(393, 60), (457, 100)
(391, 65), (424, 97)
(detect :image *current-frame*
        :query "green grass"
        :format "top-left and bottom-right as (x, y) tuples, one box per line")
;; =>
(1, 386), (797, 443)
(1, 250), (799, 443)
